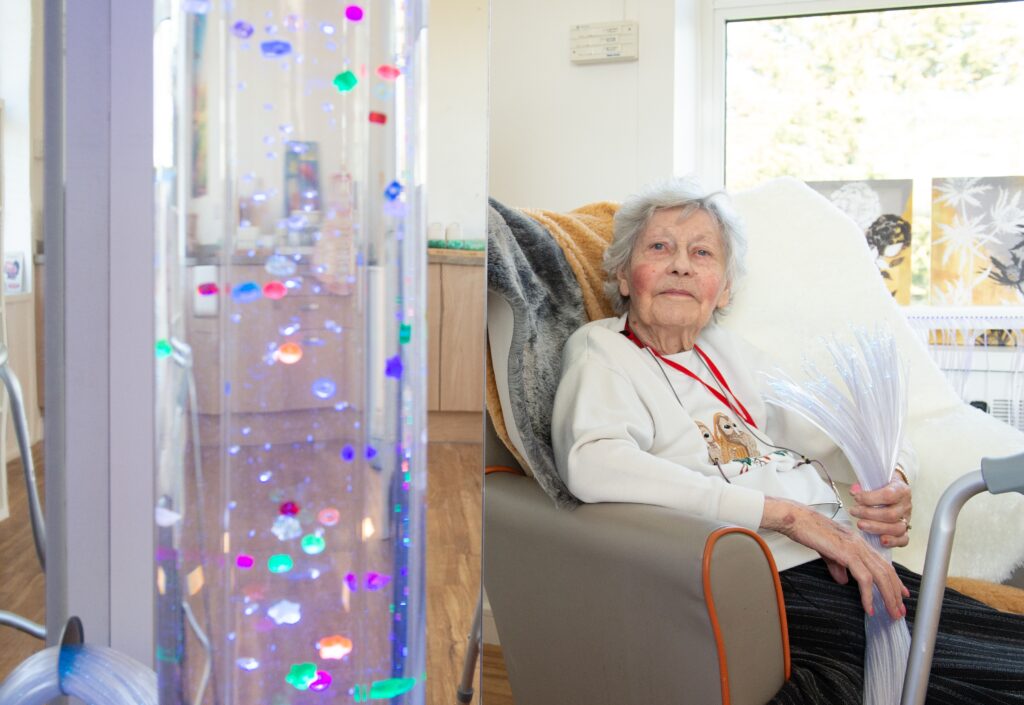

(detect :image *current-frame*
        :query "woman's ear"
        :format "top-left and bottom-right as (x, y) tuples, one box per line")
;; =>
(617, 270), (630, 298)
(716, 282), (731, 309)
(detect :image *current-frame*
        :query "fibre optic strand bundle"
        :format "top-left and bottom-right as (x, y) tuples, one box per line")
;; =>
(763, 327), (910, 705)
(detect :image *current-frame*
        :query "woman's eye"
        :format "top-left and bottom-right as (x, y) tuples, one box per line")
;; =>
(696, 248), (712, 257)
(651, 242), (666, 251)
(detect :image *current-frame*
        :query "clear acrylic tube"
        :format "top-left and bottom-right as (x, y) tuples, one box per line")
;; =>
(153, 1), (427, 702)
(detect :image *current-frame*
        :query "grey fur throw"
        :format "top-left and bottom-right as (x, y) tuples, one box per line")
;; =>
(487, 199), (585, 509)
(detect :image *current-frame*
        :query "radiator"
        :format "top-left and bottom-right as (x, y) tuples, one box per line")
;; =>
(904, 306), (1024, 431)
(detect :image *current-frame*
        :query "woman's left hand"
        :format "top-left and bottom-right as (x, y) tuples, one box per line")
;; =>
(847, 475), (913, 548)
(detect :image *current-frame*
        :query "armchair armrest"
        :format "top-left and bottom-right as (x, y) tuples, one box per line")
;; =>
(484, 472), (788, 705)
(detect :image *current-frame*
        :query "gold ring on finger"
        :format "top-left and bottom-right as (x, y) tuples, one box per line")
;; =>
(901, 517), (911, 531)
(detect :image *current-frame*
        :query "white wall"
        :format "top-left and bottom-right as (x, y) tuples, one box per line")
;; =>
(489, 0), (701, 211)
(427, 0), (489, 240)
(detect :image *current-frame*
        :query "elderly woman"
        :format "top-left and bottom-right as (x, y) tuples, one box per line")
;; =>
(552, 179), (1024, 703)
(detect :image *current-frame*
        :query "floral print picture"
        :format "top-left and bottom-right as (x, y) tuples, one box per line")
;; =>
(932, 176), (1024, 307)
(807, 179), (914, 304)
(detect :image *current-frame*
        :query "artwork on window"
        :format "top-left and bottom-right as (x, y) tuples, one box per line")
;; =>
(284, 141), (322, 215)
(931, 176), (1024, 307)
(807, 179), (913, 304)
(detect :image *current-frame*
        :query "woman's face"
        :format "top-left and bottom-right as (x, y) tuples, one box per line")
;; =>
(618, 207), (731, 337)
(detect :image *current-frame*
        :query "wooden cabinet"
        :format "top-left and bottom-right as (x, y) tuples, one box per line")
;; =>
(427, 250), (485, 413)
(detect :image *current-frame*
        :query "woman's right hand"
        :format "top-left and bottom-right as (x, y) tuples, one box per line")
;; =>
(761, 497), (908, 620)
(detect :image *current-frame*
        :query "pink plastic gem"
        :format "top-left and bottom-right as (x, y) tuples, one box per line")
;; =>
(280, 501), (299, 516)
(263, 280), (287, 300)
(376, 65), (400, 80)
(309, 670), (332, 692)
(345, 5), (363, 21)
(197, 282), (219, 296)
(236, 554), (255, 569)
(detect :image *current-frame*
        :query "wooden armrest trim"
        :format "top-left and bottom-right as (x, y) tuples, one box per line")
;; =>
(703, 527), (791, 704)
(485, 465), (526, 476)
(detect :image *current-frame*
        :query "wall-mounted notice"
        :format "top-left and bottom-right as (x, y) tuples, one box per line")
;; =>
(570, 21), (638, 64)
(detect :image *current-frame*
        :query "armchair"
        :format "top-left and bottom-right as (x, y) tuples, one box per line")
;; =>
(482, 177), (1024, 704)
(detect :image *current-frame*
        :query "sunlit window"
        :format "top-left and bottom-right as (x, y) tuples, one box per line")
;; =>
(725, 1), (1024, 306)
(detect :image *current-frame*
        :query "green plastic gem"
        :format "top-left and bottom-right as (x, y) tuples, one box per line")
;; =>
(285, 662), (317, 691)
(301, 534), (326, 555)
(353, 684), (369, 702)
(267, 554), (294, 573)
(333, 70), (358, 92)
(369, 677), (417, 699)
(399, 323), (412, 344)
(155, 339), (173, 358)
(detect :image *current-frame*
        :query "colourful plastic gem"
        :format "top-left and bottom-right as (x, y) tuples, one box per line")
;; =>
(263, 280), (287, 300)
(383, 181), (403, 201)
(341, 444), (356, 462)
(197, 282), (219, 296)
(231, 21), (254, 38)
(365, 572), (391, 591)
(317, 634), (353, 660)
(280, 501), (299, 516)
(236, 657), (259, 671)
(265, 254), (297, 277)
(399, 323), (411, 344)
(301, 534), (326, 555)
(365, 445), (378, 460)
(268, 599), (302, 625)
(286, 662), (318, 691)
(261, 41), (292, 58)
(369, 678), (416, 698)
(311, 378), (336, 399)
(345, 573), (358, 592)
(376, 64), (400, 80)
(232, 282), (262, 302)
(333, 71), (358, 93)
(368, 111), (387, 125)
(272, 515), (302, 541)
(236, 554), (255, 569)
(275, 342), (303, 364)
(318, 507), (340, 526)
(344, 5), (364, 21)
(267, 554), (294, 573)
(320, 22), (336, 35)
(309, 671), (332, 692)
(155, 339), (173, 359)
(385, 355), (403, 379)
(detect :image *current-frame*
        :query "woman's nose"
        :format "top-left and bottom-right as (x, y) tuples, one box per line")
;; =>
(668, 249), (693, 275)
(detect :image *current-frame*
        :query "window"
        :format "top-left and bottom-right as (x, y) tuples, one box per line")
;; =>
(710, 0), (1024, 306)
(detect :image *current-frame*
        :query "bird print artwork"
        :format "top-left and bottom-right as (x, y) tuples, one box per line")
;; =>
(696, 420), (725, 465)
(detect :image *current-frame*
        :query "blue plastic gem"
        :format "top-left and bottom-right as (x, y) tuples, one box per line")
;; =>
(232, 282), (262, 302)
(340, 445), (355, 462)
(232, 20), (254, 38)
(384, 181), (403, 201)
(385, 355), (403, 379)
(260, 41), (292, 57)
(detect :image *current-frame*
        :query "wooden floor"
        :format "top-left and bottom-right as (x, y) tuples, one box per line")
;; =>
(0, 444), (46, 682)
(0, 438), (507, 704)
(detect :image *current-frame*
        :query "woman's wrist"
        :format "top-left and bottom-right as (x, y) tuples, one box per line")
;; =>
(761, 497), (803, 534)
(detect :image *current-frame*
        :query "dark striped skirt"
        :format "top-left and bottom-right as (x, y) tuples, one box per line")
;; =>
(769, 560), (1024, 704)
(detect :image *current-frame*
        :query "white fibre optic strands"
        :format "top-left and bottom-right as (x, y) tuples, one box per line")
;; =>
(763, 328), (910, 705)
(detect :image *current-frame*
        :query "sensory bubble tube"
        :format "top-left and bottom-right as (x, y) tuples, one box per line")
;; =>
(154, 1), (427, 703)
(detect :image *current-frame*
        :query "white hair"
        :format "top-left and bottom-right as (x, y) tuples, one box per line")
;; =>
(603, 178), (748, 318)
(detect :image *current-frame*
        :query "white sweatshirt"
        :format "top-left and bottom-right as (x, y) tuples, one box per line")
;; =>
(552, 315), (917, 572)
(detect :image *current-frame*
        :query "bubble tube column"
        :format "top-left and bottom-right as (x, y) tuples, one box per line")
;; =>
(153, 2), (427, 703)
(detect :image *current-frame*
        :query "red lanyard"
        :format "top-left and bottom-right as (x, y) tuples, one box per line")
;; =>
(622, 320), (758, 429)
